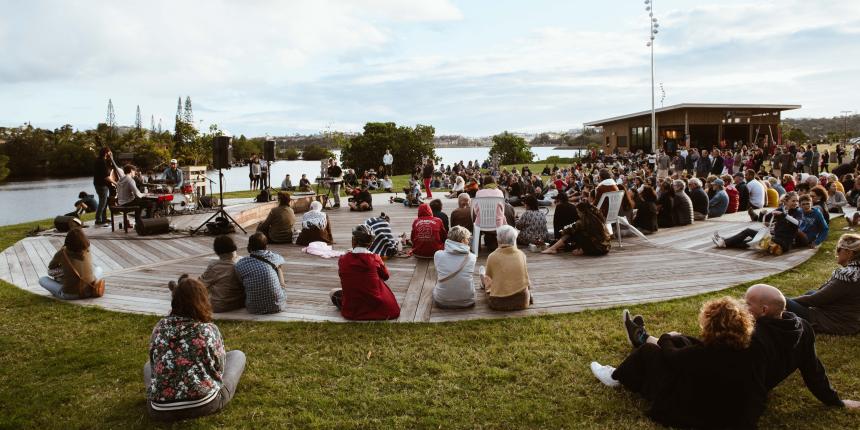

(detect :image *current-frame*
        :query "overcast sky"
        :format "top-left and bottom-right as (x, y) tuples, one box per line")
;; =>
(1, 0), (858, 137)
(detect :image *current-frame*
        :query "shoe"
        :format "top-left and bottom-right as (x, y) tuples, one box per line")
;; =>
(711, 235), (725, 248)
(747, 207), (758, 222)
(623, 309), (649, 348)
(590, 362), (620, 388)
(632, 314), (645, 327)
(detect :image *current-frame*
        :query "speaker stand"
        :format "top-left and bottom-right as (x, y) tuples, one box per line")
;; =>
(191, 169), (247, 235)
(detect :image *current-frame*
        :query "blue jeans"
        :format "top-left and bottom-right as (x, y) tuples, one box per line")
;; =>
(39, 266), (103, 300)
(95, 185), (110, 224)
(786, 290), (817, 320)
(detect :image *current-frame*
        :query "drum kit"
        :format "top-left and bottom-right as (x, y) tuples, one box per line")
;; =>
(143, 180), (197, 215)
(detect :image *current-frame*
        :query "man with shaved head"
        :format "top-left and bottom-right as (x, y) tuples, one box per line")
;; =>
(744, 284), (858, 409)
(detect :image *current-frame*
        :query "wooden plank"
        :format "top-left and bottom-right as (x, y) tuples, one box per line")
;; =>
(413, 263), (437, 322)
(397, 259), (429, 322)
(14, 242), (40, 287)
(4, 248), (27, 287)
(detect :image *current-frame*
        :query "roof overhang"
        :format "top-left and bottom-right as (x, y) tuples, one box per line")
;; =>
(584, 103), (802, 127)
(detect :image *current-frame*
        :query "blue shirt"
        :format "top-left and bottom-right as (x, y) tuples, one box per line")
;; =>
(708, 190), (729, 218)
(799, 207), (829, 245)
(235, 250), (286, 314)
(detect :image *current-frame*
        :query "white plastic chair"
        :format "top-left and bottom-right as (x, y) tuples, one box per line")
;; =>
(596, 190), (649, 247)
(471, 196), (506, 257)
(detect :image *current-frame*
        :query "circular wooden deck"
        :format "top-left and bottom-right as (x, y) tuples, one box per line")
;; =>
(0, 194), (820, 323)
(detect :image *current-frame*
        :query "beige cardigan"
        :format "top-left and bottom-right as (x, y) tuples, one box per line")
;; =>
(485, 245), (530, 298)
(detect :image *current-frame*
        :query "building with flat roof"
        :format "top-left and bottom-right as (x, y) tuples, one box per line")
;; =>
(584, 103), (801, 154)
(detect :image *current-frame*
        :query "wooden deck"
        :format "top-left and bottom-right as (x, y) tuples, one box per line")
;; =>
(0, 195), (829, 323)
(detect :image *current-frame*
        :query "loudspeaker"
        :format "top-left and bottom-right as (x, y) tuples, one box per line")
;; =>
(135, 217), (170, 236)
(213, 136), (233, 169)
(264, 140), (276, 161)
(53, 216), (80, 232)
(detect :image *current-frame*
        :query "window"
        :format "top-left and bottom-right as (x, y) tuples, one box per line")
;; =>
(629, 126), (651, 152)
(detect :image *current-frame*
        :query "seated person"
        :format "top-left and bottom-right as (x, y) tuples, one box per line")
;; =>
(632, 185), (658, 235)
(256, 192), (296, 244)
(380, 175), (393, 193)
(280, 174), (295, 191)
(464, 177), (480, 198)
(552, 192), (578, 239)
(656, 181), (675, 228)
(515, 195), (549, 246)
(329, 225), (400, 320)
(145, 277), (246, 421)
(826, 182), (848, 213)
(764, 180), (780, 207)
(714, 192), (800, 256)
(589, 297), (764, 429)
(365, 212), (398, 258)
(199, 235), (244, 313)
(446, 175), (465, 198)
(672, 180), (694, 226)
(298, 174), (311, 190)
(349, 184), (373, 211)
(796, 194), (829, 248)
(433, 226), (477, 309)
(450, 193), (474, 233)
(429, 198), (449, 231)
(296, 201), (333, 245)
(688, 178), (709, 220)
(809, 185), (831, 224)
(481, 225), (531, 311)
(39, 227), (103, 299)
(707, 178), (729, 218)
(787, 233), (860, 335)
(234, 233), (287, 314)
(411, 203), (446, 258)
(117, 164), (155, 224)
(66, 191), (98, 217)
(162, 159), (184, 189)
(542, 201), (611, 256)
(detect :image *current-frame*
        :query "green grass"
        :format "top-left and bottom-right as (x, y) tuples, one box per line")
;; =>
(2, 210), (859, 428)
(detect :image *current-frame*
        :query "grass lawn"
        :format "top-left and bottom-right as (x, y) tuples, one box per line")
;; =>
(2, 217), (859, 428)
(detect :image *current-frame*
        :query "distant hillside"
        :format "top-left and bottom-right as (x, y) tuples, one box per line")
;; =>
(784, 114), (858, 141)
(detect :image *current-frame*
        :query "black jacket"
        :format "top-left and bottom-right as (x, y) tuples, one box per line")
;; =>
(751, 312), (842, 406)
(689, 188), (709, 216)
(735, 181), (750, 211)
(552, 201), (578, 238)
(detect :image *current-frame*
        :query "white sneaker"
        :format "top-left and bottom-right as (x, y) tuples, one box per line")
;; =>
(590, 361), (620, 387)
(711, 235), (725, 248)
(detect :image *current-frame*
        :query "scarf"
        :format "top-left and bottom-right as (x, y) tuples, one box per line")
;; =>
(302, 209), (327, 229)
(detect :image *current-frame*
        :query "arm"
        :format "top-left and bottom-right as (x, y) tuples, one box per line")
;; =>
(48, 249), (62, 270)
(794, 277), (848, 307)
(810, 210), (829, 245)
(796, 326), (844, 406)
(376, 255), (390, 281)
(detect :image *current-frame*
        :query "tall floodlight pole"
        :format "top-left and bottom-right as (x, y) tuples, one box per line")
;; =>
(645, 0), (659, 153)
(841, 110), (853, 144)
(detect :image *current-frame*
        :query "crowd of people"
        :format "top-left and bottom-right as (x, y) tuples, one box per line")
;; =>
(42, 141), (860, 423)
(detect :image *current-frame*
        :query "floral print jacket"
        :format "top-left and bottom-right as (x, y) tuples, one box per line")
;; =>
(148, 316), (225, 408)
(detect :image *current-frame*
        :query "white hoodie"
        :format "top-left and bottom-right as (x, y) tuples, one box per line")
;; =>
(432, 239), (477, 308)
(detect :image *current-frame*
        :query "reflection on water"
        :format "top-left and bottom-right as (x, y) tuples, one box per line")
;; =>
(0, 147), (583, 225)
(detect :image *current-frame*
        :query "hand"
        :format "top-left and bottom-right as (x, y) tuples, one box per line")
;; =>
(667, 331), (681, 336)
(843, 399), (860, 409)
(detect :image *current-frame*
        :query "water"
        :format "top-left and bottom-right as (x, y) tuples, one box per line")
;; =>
(0, 147), (584, 225)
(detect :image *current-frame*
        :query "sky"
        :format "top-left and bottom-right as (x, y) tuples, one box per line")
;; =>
(1, 0), (859, 137)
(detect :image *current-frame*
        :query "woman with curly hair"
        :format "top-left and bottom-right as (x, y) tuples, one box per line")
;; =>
(589, 297), (763, 429)
(542, 201), (611, 256)
(809, 185), (831, 224)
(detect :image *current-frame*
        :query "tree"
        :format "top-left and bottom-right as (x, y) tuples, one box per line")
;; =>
(301, 144), (333, 160)
(231, 135), (261, 162)
(340, 122), (436, 175)
(283, 147), (300, 160)
(489, 131), (534, 165)
(0, 154), (9, 182)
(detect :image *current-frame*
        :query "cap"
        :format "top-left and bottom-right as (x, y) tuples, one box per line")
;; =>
(170, 159), (177, 164)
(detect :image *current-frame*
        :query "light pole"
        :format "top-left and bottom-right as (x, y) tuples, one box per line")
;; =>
(645, 0), (659, 153)
(841, 110), (853, 144)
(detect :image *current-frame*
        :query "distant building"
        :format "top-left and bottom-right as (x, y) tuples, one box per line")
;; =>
(585, 103), (801, 154)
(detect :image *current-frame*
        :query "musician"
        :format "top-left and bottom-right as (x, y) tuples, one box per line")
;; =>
(162, 159), (185, 190)
(93, 147), (115, 225)
(117, 164), (155, 225)
(327, 158), (343, 208)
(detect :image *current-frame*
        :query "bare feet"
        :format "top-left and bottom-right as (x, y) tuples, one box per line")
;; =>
(541, 248), (558, 254)
(571, 249), (584, 256)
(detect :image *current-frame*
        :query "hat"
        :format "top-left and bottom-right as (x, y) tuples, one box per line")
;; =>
(713, 178), (725, 186)
(170, 159), (177, 164)
(733, 172), (744, 178)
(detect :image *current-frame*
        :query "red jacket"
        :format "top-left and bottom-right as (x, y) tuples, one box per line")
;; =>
(337, 252), (400, 320)
(411, 204), (446, 258)
(725, 185), (740, 214)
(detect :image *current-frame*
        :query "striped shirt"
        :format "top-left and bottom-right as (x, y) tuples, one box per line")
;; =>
(365, 217), (398, 257)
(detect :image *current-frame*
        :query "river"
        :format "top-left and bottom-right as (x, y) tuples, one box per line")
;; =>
(0, 147), (583, 225)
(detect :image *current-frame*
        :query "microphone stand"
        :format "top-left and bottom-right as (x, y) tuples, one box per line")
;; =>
(191, 168), (246, 235)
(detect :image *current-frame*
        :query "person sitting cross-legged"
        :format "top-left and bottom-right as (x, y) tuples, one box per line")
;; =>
(411, 203), (446, 258)
(348, 184), (373, 211)
(433, 226), (477, 309)
(144, 277), (246, 421)
(481, 225), (532, 311)
(295, 201), (333, 245)
(198, 235), (244, 313)
(234, 232), (287, 314)
(39, 227), (104, 300)
(786, 233), (860, 335)
(256, 191), (296, 244)
(330, 225), (401, 320)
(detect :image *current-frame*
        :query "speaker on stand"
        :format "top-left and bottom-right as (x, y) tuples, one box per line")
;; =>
(193, 136), (246, 235)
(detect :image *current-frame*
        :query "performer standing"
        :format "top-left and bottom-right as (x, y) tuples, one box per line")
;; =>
(92, 147), (115, 226)
(383, 149), (394, 175)
(327, 158), (343, 208)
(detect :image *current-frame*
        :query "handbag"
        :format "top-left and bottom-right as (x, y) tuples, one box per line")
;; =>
(437, 255), (471, 283)
(60, 248), (105, 298)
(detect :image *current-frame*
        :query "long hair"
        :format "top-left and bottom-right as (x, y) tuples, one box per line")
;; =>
(575, 201), (609, 240)
(170, 277), (213, 323)
(64, 228), (90, 253)
(698, 296), (754, 350)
